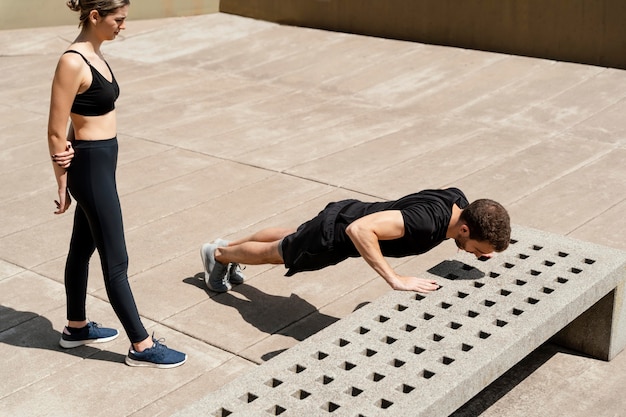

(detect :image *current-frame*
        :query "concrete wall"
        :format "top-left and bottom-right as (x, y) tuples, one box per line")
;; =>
(219, 0), (626, 70)
(0, 0), (219, 30)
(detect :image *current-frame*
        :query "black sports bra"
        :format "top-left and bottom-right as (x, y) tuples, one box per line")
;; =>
(64, 50), (119, 116)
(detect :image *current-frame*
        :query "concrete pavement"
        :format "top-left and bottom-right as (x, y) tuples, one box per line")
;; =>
(0, 12), (625, 417)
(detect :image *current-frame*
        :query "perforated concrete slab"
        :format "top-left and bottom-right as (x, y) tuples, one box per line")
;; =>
(174, 225), (626, 417)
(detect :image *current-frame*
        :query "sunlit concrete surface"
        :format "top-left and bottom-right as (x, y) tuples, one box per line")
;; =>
(1, 12), (625, 417)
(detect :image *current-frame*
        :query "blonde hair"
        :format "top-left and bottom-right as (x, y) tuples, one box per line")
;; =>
(66, 0), (130, 28)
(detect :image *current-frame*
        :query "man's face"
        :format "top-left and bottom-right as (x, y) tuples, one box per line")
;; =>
(455, 235), (495, 259)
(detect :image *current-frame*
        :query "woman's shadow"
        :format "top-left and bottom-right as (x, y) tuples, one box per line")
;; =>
(184, 273), (343, 361)
(0, 306), (126, 363)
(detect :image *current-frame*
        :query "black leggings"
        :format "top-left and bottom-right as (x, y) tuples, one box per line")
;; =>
(65, 138), (148, 343)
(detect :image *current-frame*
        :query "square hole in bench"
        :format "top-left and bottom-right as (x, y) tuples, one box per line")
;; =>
(422, 369), (436, 379)
(377, 399), (394, 409)
(314, 351), (329, 360)
(266, 378), (283, 388)
(403, 324), (417, 332)
(511, 308), (524, 316)
(213, 407), (232, 417)
(398, 384), (415, 394)
(369, 372), (386, 382)
(431, 333), (445, 342)
(267, 405), (286, 416)
(461, 343), (474, 352)
(290, 364), (306, 374)
(376, 315), (390, 323)
(390, 359), (406, 368)
(355, 327), (370, 335)
(292, 390), (310, 400)
(441, 356), (455, 365)
(478, 331), (491, 339)
(382, 336), (398, 345)
(413, 345), (426, 355)
(317, 375), (334, 385)
(239, 392), (258, 403)
(340, 361), (357, 371)
(363, 348), (377, 357)
(321, 402), (340, 413)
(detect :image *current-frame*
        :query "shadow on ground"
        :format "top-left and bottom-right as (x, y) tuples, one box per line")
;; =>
(184, 273), (340, 360)
(0, 306), (126, 363)
(451, 342), (592, 416)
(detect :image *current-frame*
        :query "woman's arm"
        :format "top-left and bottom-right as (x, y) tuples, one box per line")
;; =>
(51, 124), (75, 169)
(47, 54), (84, 214)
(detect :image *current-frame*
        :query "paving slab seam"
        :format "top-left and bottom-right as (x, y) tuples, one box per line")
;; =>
(498, 67), (614, 125)
(501, 146), (619, 208)
(566, 196), (626, 238)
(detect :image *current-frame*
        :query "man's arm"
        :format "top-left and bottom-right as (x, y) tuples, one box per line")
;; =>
(345, 210), (439, 293)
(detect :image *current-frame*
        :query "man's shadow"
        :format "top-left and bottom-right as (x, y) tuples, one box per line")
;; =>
(184, 273), (341, 361)
(0, 306), (126, 363)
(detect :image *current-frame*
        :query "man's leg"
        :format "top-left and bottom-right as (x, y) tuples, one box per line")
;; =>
(227, 227), (296, 246)
(201, 227), (296, 292)
(216, 227), (296, 265)
(215, 241), (282, 265)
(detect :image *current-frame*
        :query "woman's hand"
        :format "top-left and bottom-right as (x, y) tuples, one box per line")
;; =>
(51, 141), (74, 169)
(55, 188), (71, 214)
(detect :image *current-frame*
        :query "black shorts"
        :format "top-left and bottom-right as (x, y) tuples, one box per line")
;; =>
(281, 200), (359, 276)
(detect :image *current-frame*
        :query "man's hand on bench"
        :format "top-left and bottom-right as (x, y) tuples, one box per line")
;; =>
(389, 276), (440, 293)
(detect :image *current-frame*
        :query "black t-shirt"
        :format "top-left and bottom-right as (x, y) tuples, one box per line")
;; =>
(333, 188), (468, 258)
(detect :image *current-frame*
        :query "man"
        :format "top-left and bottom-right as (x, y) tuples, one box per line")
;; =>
(201, 188), (511, 293)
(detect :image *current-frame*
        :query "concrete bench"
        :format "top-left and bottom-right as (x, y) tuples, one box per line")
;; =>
(175, 225), (626, 417)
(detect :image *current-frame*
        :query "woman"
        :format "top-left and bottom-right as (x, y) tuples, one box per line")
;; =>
(48, 0), (186, 368)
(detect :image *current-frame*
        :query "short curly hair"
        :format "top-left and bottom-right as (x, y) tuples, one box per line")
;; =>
(459, 199), (511, 252)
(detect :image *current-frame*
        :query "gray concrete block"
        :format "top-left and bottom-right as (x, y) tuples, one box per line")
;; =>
(552, 282), (626, 360)
(174, 225), (626, 417)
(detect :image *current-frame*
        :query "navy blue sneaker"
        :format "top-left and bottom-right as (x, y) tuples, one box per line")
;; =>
(59, 321), (119, 349)
(125, 337), (187, 369)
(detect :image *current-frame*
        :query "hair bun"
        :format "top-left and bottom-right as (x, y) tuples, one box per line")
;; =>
(66, 0), (81, 12)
